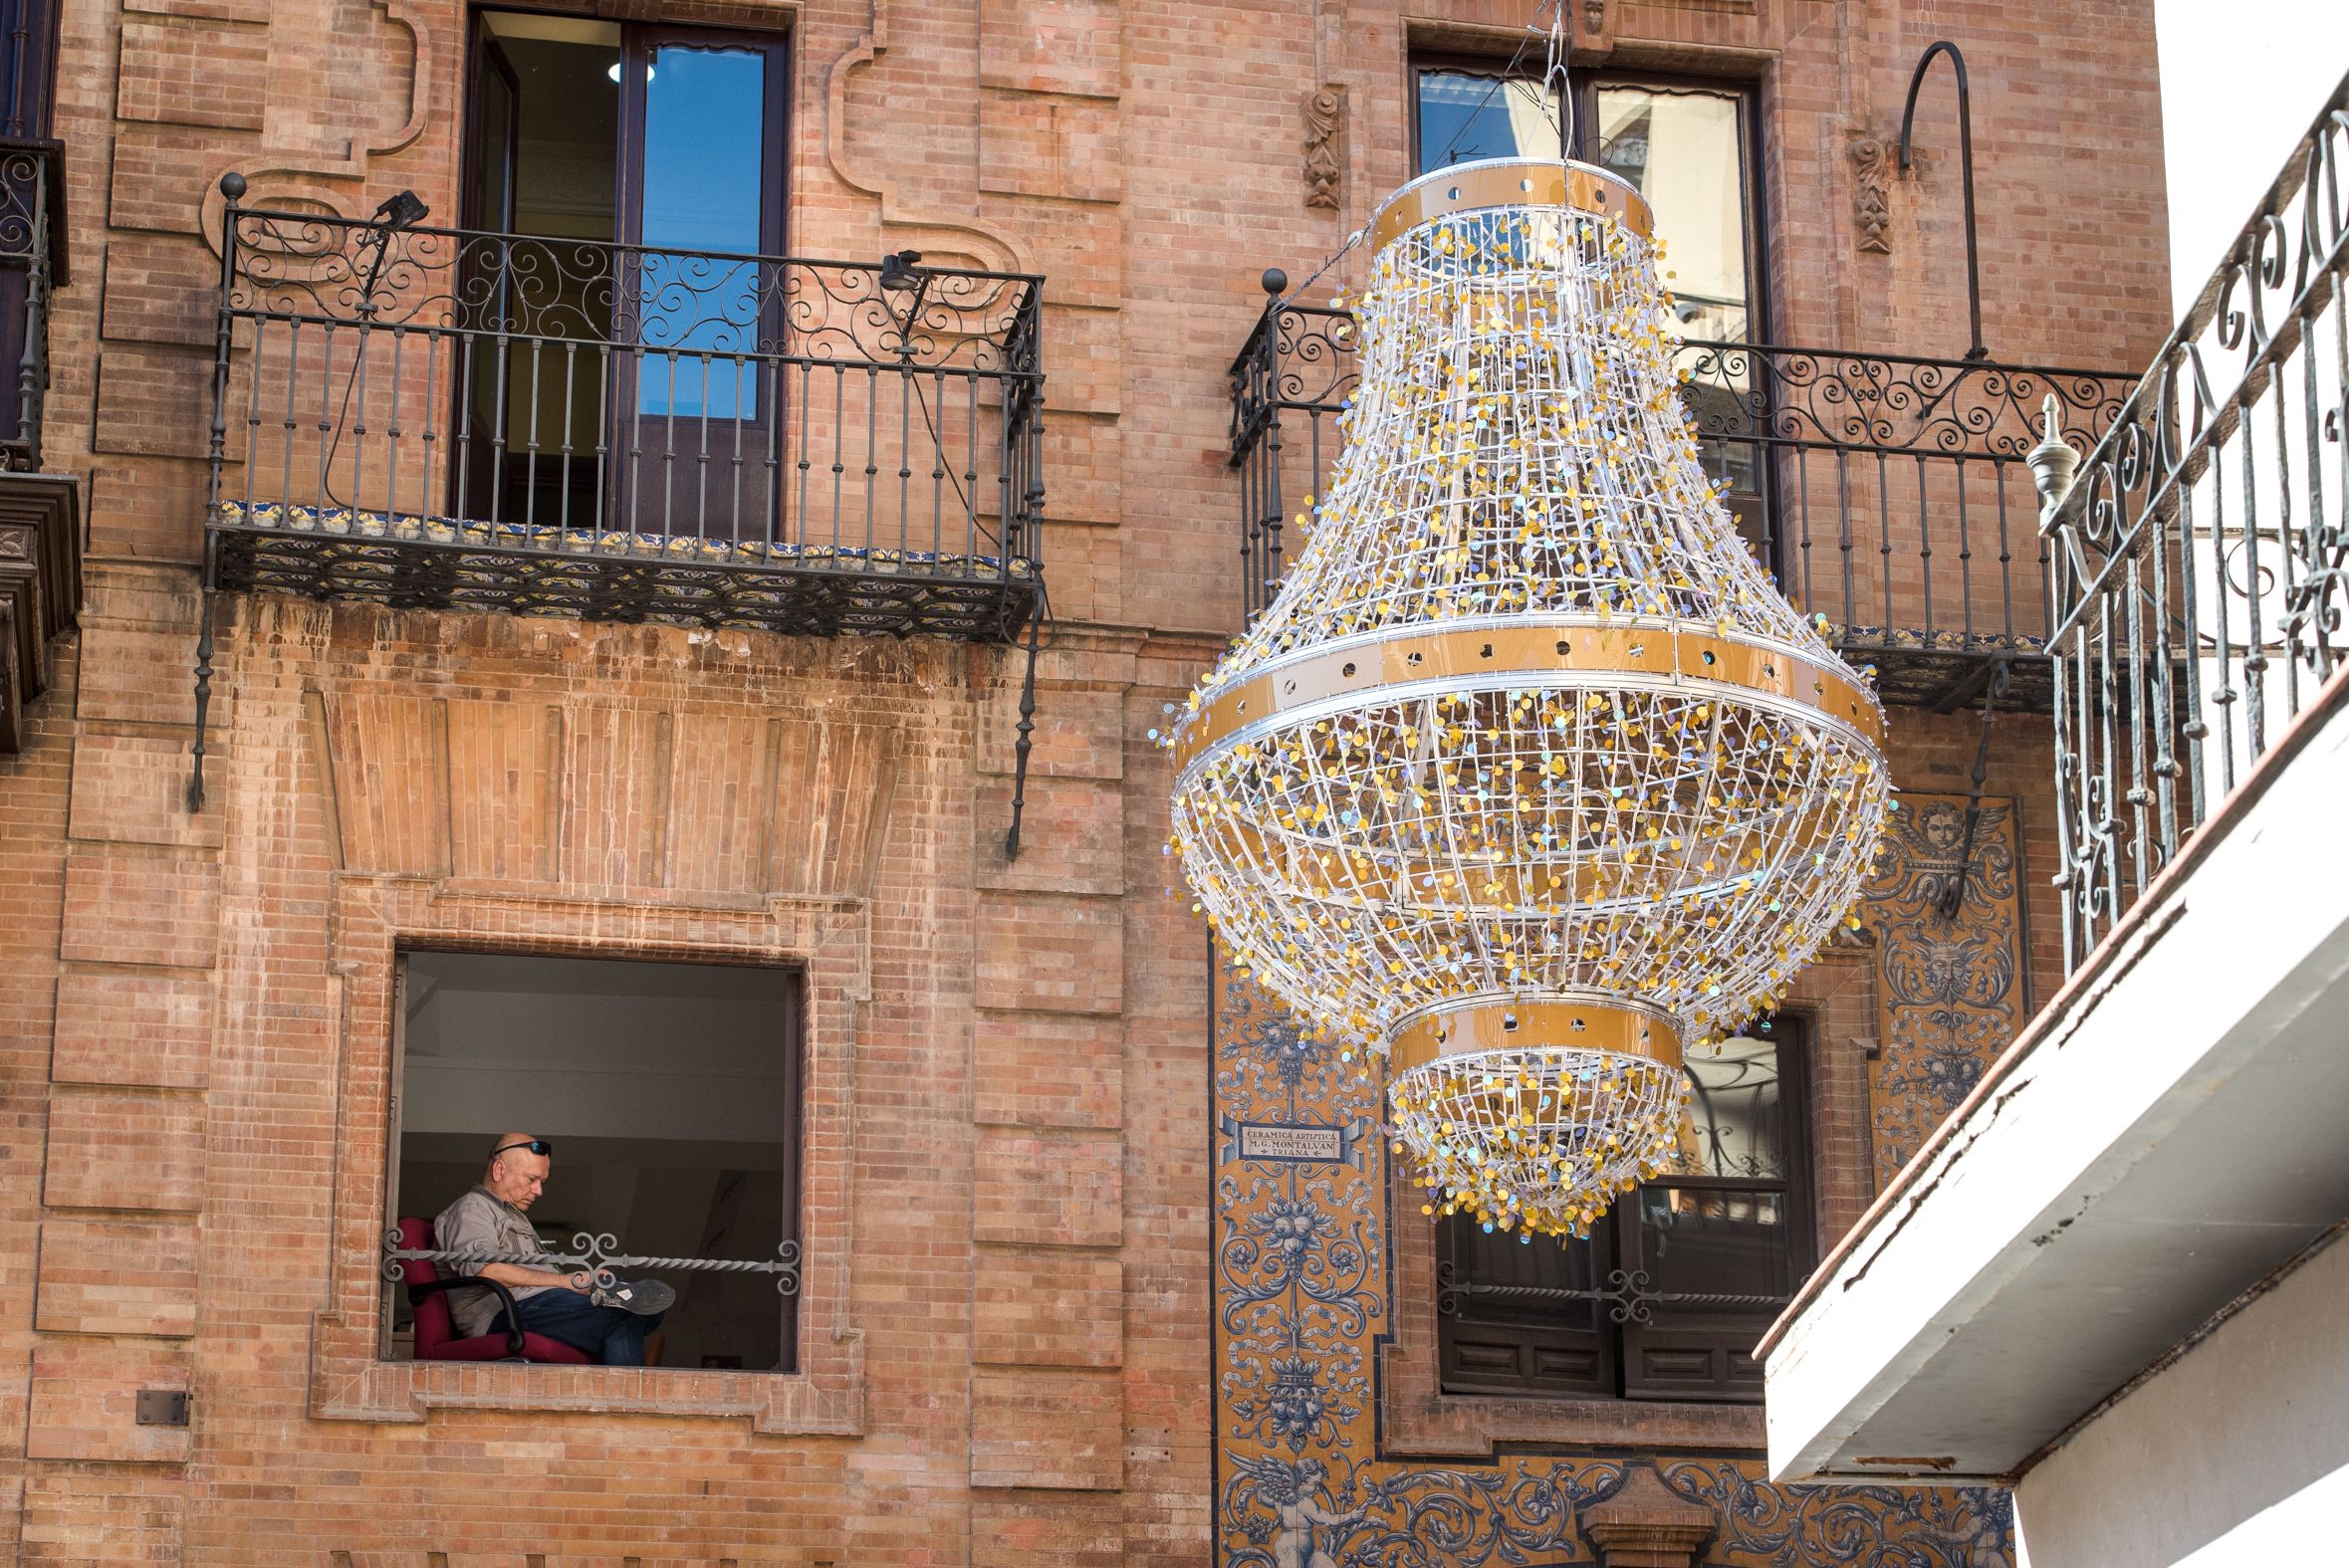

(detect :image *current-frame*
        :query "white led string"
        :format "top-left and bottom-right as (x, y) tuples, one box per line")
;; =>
(1171, 159), (1887, 1237)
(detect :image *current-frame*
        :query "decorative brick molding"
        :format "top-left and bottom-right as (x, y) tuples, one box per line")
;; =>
(1582, 1467), (1716, 1567)
(1853, 135), (1894, 253)
(1304, 85), (1344, 210)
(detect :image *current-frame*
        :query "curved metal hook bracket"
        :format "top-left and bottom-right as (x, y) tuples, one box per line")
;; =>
(1899, 40), (1990, 361)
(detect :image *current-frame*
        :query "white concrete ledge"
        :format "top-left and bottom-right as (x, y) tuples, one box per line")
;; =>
(1763, 667), (2349, 1483)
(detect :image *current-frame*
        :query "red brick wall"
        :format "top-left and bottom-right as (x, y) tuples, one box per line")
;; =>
(0, 0), (2170, 1560)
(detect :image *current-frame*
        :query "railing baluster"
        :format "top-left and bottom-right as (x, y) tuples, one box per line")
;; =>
(764, 357), (782, 546)
(242, 315), (264, 516)
(864, 363), (879, 560)
(559, 339), (577, 536)
(1913, 453), (1932, 643)
(963, 370), (980, 560)
(687, 352), (705, 544)
(897, 365), (912, 559)
(1954, 456), (1973, 645)
(518, 336), (541, 532)
(315, 324), (336, 518)
(421, 330), (441, 531)
(384, 326), (403, 525)
(829, 365), (844, 557)
(1994, 460), (2014, 644)
(453, 326), (475, 527)
(490, 329), (515, 526)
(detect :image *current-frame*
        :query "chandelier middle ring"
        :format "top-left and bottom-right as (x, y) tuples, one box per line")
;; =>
(1171, 156), (1890, 1236)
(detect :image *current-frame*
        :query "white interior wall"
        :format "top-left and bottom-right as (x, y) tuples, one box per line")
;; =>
(395, 951), (796, 1368)
(2014, 1229), (2349, 1568)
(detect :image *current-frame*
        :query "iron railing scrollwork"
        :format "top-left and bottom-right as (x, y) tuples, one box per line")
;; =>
(0, 137), (63, 472)
(1229, 284), (1358, 626)
(1436, 1262), (1789, 1327)
(383, 1231), (803, 1298)
(2039, 67), (2349, 970)
(202, 183), (1047, 629)
(1228, 288), (2133, 710)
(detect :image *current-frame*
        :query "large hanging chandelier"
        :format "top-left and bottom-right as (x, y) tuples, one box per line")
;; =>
(1170, 157), (1889, 1237)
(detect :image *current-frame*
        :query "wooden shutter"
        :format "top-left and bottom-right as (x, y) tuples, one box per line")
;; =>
(1435, 1214), (1616, 1399)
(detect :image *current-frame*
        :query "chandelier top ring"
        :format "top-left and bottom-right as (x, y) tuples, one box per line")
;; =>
(1370, 159), (1656, 251)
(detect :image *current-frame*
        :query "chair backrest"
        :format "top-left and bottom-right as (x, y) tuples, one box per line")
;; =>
(396, 1216), (459, 1354)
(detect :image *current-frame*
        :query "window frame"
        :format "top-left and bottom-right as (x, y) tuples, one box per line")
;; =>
(1434, 1014), (1816, 1406)
(454, 9), (794, 540)
(1407, 54), (1770, 347)
(380, 944), (806, 1374)
(1407, 51), (1784, 579)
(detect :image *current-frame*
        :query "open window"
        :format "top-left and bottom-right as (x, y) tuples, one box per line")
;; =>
(384, 950), (801, 1371)
(1436, 1015), (1812, 1405)
(459, 11), (788, 539)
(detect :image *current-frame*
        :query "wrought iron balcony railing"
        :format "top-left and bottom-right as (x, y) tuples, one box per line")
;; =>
(2040, 70), (2349, 970)
(202, 179), (1045, 643)
(191, 176), (1054, 845)
(0, 137), (64, 471)
(1228, 281), (2134, 711)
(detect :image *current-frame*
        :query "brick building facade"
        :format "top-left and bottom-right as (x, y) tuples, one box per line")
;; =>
(0, 0), (2172, 1561)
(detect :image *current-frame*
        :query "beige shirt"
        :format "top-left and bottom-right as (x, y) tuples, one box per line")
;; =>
(433, 1185), (556, 1340)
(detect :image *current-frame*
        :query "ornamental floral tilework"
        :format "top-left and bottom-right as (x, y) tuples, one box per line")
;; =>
(1864, 793), (2027, 1187)
(1211, 947), (2016, 1566)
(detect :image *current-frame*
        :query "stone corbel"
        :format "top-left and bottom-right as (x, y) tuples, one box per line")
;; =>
(1582, 1467), (1715, 1568)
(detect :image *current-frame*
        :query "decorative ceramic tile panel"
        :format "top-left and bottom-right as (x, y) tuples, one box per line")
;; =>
(1211, 948), (2015, 1564)
(1865, 793), (2026, 1187)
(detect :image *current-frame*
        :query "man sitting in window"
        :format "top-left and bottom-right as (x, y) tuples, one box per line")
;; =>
(434, 1133), (674, 1366)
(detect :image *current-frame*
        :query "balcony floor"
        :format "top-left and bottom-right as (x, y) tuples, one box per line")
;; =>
(209, 508), (1042, 643)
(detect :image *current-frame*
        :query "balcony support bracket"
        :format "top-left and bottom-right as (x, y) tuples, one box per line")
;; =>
(1004, 600), (1043, 860)
(186, 532), (218, 812)
(1937, 655), (2010, 919)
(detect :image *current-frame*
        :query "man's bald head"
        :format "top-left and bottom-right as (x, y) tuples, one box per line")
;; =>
(485, 1133), (551, 1211)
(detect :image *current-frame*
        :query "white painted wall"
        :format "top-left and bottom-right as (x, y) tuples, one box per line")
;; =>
(2014, 1231), (2349, 1568)
(2155, 1), (2349, 322)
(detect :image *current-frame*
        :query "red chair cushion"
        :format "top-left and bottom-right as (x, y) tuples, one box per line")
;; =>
(395, 1216), (591, 1365)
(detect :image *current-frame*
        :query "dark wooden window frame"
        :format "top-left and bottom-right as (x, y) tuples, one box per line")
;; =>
(1407, 51), (1786, 580)
(1407, 53), (1770, 340)
(1435, 1014), (1816, 1405)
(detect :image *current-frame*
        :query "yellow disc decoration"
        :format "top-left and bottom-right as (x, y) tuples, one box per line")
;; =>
(1168, 157), (1889, 1237)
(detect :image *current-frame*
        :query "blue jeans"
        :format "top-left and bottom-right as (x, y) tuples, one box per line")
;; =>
(494, 1286), (665, 1366)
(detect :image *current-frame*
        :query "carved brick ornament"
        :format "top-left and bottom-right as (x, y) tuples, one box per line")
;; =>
(1853, 136), (1893, 253)
(1304, 86), (1344, 211)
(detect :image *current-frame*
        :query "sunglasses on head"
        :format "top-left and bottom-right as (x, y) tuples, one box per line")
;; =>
(492, 1139), (553, 1159)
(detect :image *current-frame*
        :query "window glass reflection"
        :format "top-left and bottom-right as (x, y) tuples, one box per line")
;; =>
(1594, 85), (1751, 344)
(1668, 1032), (1784, 1179)
(1635, 1186), (1791, 1303)
(1417, 70), (1563, 171)
(637, 45), (764, 418)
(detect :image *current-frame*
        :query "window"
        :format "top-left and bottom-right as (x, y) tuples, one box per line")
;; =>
(384, 951), (801, 1371)
(1435, 1016), (1810, 1404)
(1411, 60), (1770, 559)
(461, 12), (788, 535)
